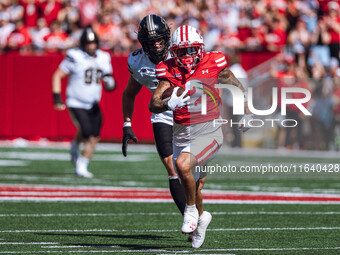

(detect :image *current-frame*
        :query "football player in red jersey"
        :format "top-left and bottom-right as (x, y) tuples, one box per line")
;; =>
(150, 25), (252, 248)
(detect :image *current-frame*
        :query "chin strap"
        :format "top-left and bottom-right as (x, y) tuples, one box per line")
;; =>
(181, 58), (194, 72)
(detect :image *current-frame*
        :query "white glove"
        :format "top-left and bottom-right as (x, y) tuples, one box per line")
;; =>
(238, 114), (254, 132)
(103, 76), (116, 91)
(164, 87), (190, 111)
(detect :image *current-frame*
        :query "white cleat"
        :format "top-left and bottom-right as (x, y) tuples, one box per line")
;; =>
(181, 206), (199, 234)
(70, 141), (79, 165)
(75, 168), (93, 178)
(75, 158), (93, 178)
(192, 211), (212, 248)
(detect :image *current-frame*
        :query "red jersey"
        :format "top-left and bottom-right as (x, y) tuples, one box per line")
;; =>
(40, 0), (63, 26)
(156, 52), (227, 125)
(7, 26), (32, 49)
(22, 1), (39, 27)
(43, 31), (68, 52)
(328, 16), (340, 43)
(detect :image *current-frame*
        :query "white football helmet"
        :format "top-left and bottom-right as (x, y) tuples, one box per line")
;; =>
(170, 25), (205, 72)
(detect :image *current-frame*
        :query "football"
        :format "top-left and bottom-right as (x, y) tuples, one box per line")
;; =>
(161, 86), (187, 102)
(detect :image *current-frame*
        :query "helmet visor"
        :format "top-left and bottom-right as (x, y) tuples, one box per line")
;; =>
(176, 47), (198, 57)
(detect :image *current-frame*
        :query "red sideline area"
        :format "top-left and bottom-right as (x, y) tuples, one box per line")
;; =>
(1, 184), (340, 203)
(0, 51), (276, 143)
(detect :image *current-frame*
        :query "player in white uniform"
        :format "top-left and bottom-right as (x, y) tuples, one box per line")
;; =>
(52, 27), (115, 178)
(122, 15), (186, 216)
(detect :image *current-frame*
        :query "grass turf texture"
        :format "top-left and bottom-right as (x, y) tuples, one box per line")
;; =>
(0, 146), (339, 254)
(1, 203), (340, 254)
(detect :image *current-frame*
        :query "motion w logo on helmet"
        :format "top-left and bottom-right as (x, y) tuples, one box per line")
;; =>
(186, 80), (222, 115)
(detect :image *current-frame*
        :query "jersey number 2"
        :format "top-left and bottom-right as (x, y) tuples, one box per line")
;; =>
(185, 80), (204, 113)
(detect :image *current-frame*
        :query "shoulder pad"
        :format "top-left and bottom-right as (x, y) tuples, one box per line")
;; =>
(207, 51), (227, 69)
(127, 48), (144, 75)
(98, 49), (111, 58)
(65, 48), (79, 63)
(155, 61), (169, 79)
(128, 49), (144, 63)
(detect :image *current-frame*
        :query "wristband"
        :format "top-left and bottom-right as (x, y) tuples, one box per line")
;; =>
(123, 121), (132, 127)
(53, 93), (63, 104)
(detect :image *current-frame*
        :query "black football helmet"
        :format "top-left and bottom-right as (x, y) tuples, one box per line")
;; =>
(80, 27), (99, 51)
(137, 15), (170, 61)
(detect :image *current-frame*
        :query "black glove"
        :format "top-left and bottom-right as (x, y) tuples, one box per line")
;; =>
(122, 127), (137, 157)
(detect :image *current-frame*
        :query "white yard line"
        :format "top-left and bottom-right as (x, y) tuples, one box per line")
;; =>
(0, 227), (340, 233)
(160, 254), (235, 255)
(0, 160), (27, 166)
(0, 242), (58, 245)
(1, 184), (340, 203)
(3, 141), (340, 159)
(2, 183), (340, 197)
(2, 197), (340, 204)
(160, 254), (236, 255)
(1, 140), (340, 159)
(0, 211), (340, 217)
(0, 183), (169, 191)
(212, 211), (340, 215)
(0, 152), (150, 162)
(0, 212), (180, 217)
(164, 247), (340, 252)
(0, 247), (340, 254)
(203, 200), (340, 204)
(0, 250), (167, 254)
(41, 245), (119, 248)
(0, 191), (167, 196)
(208, 227), (340, 231)
(0, 251), (165, 254)
(160, 247), (340, 255)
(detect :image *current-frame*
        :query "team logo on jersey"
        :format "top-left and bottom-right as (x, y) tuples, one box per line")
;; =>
(138, 67), (156, 77)
(202, 69), (209, 74)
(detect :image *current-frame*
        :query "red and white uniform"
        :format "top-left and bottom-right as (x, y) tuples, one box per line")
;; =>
(156, 51), (226, 174)
(156, 51), (227, 125)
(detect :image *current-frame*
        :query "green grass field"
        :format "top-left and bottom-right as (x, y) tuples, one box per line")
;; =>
(0, 144), (339, 254)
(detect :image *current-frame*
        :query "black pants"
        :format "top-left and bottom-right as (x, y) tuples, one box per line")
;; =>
(69, 104), (102, 139)
(153, 123), (173, 159)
